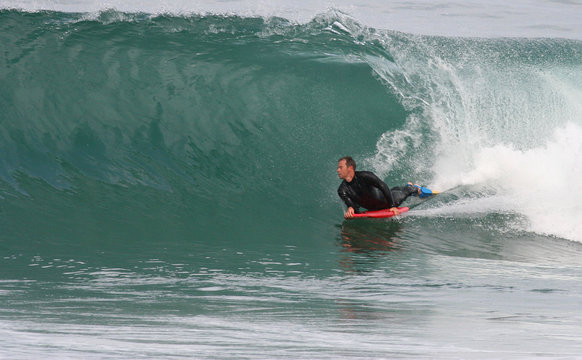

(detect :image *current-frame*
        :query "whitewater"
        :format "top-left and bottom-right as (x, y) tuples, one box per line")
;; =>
(2, 1), (582, 359)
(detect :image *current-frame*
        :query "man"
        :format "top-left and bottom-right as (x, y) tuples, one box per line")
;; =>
(337, 156), (423, 219)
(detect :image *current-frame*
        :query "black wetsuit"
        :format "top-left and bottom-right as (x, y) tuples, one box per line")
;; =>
(337, 171), (416, 213)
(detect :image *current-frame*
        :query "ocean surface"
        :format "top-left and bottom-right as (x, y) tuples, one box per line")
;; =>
(2, 1), (582, 358)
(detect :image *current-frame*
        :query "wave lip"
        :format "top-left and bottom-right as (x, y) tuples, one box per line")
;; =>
(2, 1), (582, 39)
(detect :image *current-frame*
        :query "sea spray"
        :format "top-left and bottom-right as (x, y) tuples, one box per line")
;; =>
(365, 33), (582, 242)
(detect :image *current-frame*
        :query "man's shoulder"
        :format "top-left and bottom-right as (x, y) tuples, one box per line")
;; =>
(356, 170), (379, 180)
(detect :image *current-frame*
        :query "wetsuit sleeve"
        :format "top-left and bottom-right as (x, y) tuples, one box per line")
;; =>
(359, 171), (396, 208)
(337, 184), (360, 213)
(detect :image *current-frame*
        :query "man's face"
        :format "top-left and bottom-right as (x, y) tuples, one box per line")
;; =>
(337, 160), (352, 179)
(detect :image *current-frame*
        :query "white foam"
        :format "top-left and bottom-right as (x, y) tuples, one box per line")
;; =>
(429, 65), (582, 242)
(368, 30), (582, 242)
(437, 123), (582, 242)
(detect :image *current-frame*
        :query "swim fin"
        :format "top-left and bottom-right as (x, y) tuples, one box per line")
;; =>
(409, 183), (438, 198)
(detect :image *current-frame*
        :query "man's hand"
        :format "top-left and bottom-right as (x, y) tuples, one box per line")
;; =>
(390, 207), (400, 216)
(344, 207), (356, 219)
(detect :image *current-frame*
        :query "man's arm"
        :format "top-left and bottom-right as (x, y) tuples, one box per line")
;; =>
(338, 185), (360, 214)
(359, 171), (396, 208)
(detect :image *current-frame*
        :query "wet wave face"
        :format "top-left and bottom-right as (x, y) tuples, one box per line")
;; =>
(2, 9), (582, 243)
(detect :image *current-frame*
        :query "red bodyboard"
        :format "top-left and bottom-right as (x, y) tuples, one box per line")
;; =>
(350, 207), (409, 219)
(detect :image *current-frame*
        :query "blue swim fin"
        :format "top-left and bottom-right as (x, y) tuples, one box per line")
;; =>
(409, 183), (437, 198)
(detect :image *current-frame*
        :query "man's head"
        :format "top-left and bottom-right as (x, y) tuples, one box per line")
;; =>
(337, 156), (356, 181)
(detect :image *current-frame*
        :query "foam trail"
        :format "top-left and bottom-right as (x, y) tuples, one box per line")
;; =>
(449, 124), (582, 241)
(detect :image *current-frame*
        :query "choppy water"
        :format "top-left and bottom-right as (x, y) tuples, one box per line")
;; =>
(2, 2), (582, 358)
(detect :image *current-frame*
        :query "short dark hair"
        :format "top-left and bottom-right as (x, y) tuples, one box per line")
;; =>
(338, 156), (356, 170)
